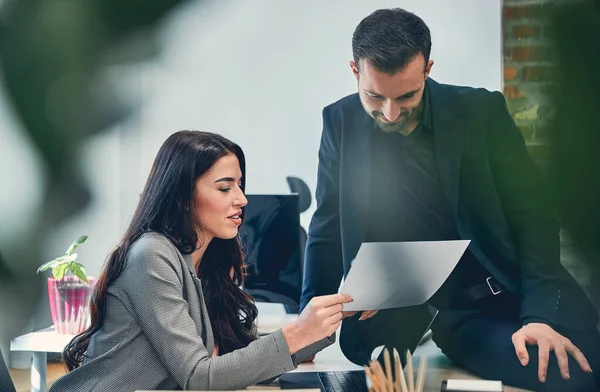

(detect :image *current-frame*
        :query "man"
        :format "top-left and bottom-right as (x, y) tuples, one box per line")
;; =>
(300, 8), (600, 391)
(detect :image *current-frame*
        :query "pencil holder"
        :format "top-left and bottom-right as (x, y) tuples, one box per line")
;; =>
(365, 348), (427, 392)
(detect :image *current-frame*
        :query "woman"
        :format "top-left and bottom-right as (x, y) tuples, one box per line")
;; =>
(50, 131), (352, 391)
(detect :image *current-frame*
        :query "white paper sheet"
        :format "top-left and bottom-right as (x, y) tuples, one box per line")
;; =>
(340, 240), (470, 311)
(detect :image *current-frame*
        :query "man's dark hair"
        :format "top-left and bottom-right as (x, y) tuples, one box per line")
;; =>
(352, 8), (432, 74)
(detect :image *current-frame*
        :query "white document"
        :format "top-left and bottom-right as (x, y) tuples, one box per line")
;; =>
(340, 240), (470, 311)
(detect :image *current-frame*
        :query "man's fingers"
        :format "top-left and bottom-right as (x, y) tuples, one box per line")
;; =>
(511, 332), (529, 366)
(537, 341), (550, 383)
(359, 310), (379, 321)
(565, 341), (593, 374)
(342, 311), (358, 319)
(554, 343), (570, 380)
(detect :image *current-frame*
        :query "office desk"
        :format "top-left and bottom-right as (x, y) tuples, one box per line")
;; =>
(10, 326), (72, 392)
(8, 313), (303, 392)
(136, 338), (530, 392)
(11, 313), (530, 392)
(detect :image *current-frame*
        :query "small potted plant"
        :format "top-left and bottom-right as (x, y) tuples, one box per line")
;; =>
(37, 235), (96, 335)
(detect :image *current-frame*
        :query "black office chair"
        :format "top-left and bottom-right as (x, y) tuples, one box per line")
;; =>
(286, 176), (311, 214)
(0, 351), (17, 392)
(286, 176), (312, 262)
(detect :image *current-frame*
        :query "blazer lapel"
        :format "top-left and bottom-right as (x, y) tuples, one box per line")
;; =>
(184, 254), (215, 354)
(428, 78), (465, 220)
(343, 106), (374, 265)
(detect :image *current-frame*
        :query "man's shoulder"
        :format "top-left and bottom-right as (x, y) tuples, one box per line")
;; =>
(323, 93), (361, 115)
(431, 79), (501, 105)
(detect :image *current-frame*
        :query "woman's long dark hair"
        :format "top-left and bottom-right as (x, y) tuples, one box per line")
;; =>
(64, 130), (258, 370)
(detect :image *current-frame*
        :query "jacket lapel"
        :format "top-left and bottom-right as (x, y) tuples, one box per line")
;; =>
(428, 78), (465, 220)
(183, 254), (215, 354)
(343, 105), (374, 265)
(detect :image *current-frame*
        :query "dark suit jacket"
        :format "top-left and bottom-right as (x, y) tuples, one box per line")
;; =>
(301, 78), (598, 365)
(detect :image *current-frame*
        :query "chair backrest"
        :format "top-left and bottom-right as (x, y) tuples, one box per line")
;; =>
(286, 176), (311, 213)
(0, 351), (16, 392)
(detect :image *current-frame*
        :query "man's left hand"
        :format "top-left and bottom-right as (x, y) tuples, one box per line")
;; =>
(342, 309), (379, 321)
(511, 322), (593, 383)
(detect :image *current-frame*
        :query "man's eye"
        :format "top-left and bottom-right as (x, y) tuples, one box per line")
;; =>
(368, 94), (382, 100)
(397, 93), (415, 101)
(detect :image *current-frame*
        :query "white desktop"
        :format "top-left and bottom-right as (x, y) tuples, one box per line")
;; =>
(11, 303), (529, 392)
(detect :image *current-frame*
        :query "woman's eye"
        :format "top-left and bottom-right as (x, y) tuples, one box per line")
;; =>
(219, 187), (231, 193)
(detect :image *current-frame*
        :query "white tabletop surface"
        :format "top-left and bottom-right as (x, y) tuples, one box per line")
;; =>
(10, 327), (74, 353)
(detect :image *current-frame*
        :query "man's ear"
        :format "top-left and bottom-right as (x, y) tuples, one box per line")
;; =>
(425, 59), (434, 79)
(350, 60), (359, 80)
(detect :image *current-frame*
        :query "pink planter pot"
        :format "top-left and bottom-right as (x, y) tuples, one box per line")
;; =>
(47, 276), (97, 335)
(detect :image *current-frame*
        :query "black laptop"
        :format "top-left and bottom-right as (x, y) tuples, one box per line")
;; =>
(279, 370), (367, 392)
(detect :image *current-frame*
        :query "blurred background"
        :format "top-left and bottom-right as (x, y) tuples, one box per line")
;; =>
(1, 0), (597, 387)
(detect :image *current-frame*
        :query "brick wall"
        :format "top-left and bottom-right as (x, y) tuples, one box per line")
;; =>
(502, 0), (559, 167)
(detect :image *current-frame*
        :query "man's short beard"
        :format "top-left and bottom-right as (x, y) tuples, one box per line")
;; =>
(374, 115), (411, 133)
(360, 93), (425, 134)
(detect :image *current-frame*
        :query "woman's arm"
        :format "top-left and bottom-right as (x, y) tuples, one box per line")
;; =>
(122, 235), (348, 390)
(122, 236), (297, 390)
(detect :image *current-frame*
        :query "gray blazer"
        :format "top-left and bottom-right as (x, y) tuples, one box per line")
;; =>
(50, 232), (333, 391)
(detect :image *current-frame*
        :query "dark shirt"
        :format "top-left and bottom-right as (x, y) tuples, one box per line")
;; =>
(366, 88), (490, 309)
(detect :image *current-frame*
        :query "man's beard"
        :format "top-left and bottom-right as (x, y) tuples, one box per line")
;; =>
(359, 97), (423, 134)
(373, 111), (412, 133)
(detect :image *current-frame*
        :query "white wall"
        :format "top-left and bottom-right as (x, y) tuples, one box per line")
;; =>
(0, 0), (502, 344)
(140, 0), (502, 229)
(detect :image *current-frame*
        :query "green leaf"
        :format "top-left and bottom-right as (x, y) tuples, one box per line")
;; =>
(66, 235), (88, 256)
(52, 263), (69, 280)
(37, 259), (58, 273)
(37, 256), (68, 273)
(68, 263), (88, 283)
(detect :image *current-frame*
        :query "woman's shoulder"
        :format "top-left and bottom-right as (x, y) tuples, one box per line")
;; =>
(126, 232), (185, 274)
(130, 231), (177, 253)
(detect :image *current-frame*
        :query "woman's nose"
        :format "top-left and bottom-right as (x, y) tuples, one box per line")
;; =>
(235, 189), (248, 207)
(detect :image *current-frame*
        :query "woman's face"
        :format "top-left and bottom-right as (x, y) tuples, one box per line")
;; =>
(191, 153), (247, 243)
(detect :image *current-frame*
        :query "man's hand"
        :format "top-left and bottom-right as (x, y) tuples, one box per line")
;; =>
(511, 323), (593, 383)
(342, 309), (379, 321)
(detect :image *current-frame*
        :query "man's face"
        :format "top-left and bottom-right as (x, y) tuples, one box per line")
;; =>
(351, 55), (433, 133)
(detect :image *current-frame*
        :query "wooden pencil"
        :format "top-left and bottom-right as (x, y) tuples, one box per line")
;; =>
(371, 362), (388, 392)
(394, 348), (408, 392)
(371, 360), (392, 392)
(365, 365), (382, 392)
(383, 348), (394, 391)
(393, 348), (401, 392)
(406, 350), (414, 392)
(415, 355), (427, 392)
